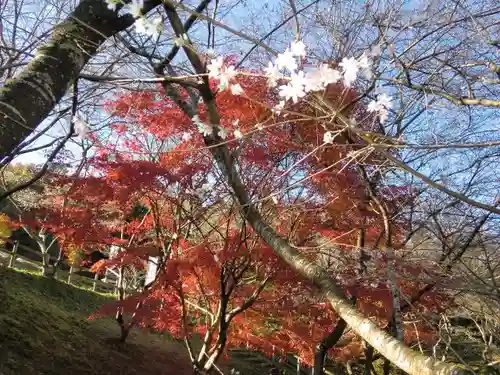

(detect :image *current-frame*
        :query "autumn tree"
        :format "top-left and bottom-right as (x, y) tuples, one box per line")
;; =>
(0, 1), (498, 375)
(38, 50), (453, 375)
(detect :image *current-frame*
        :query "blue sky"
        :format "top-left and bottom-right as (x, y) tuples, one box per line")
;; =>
(7, 0), (499, 213)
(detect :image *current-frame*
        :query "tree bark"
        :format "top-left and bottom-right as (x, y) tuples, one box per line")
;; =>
(0, 0), (160, 161)
(313, 318), (348, 375)
(364, 343), (374, 375)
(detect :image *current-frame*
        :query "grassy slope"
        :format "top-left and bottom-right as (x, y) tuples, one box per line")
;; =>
(2, 266), (498, 375)
(0, 267), (299, 375)
(0, 267), (194, 375)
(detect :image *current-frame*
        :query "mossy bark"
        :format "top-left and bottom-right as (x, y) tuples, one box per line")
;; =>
(0, 0), (160, 160)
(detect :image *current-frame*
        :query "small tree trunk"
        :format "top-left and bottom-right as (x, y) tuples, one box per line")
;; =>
(41, 252), (52, 277)
(313, 318), (348, 375)
(8, 241), (18, 268)
(52, 247), (63, 279)
(119, 324), (130, 343)
(364, 343), (374, 375)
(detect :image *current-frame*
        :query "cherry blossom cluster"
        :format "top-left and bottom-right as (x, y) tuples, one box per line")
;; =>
(105, 0), (163, 38)
(104, 0), (391, 140)
(196, 40), (391, 141)
(367, 93), (392, 124)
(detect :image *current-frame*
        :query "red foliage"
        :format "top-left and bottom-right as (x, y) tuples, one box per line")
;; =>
(41, 65), (453, 367)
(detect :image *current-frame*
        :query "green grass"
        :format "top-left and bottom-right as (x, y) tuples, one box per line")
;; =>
(0, 267), (192, 375)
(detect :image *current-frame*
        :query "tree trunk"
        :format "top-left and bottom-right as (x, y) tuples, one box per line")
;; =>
(119, 324), (130, 343)
(92, 272), (99, 292)
(0, 0), (161, 161)
(52, 246), (63, 279)
(67, 266), (74, 285)
(204, 138), (473, 375)
(313, 319), (348, 375)
(41, 252), (52, 278)
(364, 343), (374, 375)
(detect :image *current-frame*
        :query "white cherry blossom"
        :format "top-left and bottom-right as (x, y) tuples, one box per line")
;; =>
(357, 53), (373, 80)
(198, 122), (213, 136)
(304, 64), (341, 92)
(127, 0), (143, 18)
(234, 129), (243, 139)
(357, 53), (371, 70)
(105, 0), (120, 11)
(134, 18), (148, 34)
(321, 65), (342, 86)
(273, 100), (286, 115)
(378, 111), (389, 124)
(192, 115), (202, 125)
(134, 17), (163, 38)
(264, 62), (281, 87)
(192, 115), (213, 136)
(339, 57), (359, 87)
(304, 69), (324, 92)
(275, 48), (298, 72)
(290, 70), (307, 88)
(219, 65), (237, 89)
(207, 57), (224, 78)
(279, 80), (306, 103)
(290, 40), (307, 58)
(367, 93), (392, 124)
(377, 93), (392, 109)
(323, 131), (335, 144)
(367, 101), (378, 113)
(72, 115), (90, 138)
(217, 127), (228, 139)
(182, 132), (192, 142)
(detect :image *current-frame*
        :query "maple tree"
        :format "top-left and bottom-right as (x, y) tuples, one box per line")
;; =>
(0, 1), (495, 374)
(35, 65), (456, 374)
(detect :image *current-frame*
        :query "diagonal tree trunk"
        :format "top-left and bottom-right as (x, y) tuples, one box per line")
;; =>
(207, 138), (472, 375)
(156, 4), (474, 368)
(0, 0), (161, 161)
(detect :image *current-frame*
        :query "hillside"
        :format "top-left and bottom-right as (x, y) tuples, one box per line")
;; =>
(4, 266), (496, 375)
(0, 267), (194, 375)
(0, 267), (306, 375)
